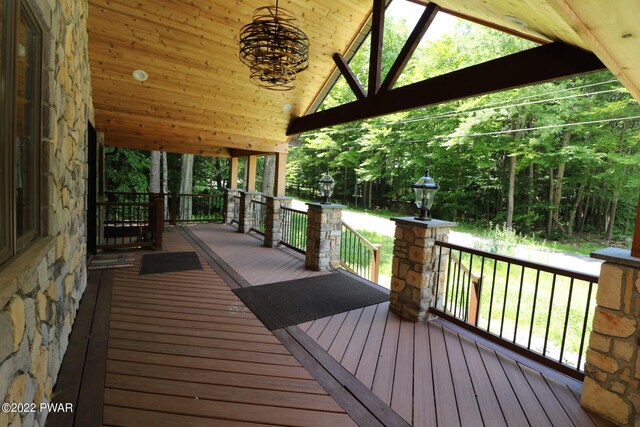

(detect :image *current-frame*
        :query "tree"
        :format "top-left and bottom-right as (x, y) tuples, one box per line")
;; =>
(179, 154), (194, 219)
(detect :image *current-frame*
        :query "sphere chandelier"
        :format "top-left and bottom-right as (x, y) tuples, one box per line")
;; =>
(239, 1), (309, 90)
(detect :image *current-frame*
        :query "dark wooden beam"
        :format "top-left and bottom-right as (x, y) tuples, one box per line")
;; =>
(333, 53), (367, 100)
(380, 3), (439, 92)
(288, 42), (605, 135)
(632, 194), (640, 257)
(368, 0), (385, 96)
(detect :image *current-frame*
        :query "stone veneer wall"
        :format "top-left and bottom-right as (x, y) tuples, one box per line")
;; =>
(581, 261), (640, 426)
(0, 1), (93, 426)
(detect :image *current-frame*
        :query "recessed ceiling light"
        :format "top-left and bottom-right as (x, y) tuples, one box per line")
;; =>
(282, 103), (293, 113)
(132, 69), (149, 82)
(504, 15), (528, 28)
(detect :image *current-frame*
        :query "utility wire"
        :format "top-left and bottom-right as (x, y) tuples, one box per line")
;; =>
(296, 114), (640, 151)
(301, 78), (624, 139)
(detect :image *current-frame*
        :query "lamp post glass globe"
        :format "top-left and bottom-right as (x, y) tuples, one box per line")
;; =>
(319, 172), (335, 204)
(412, 171), (439, 220)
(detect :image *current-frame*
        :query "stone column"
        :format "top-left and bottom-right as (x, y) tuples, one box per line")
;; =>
(581, 248), (640, 426)
(224, 188), (240, 224)
(305, 203), (344, 271)
(264, 196), (291, 248)
(238, 191), (261, 233)
(390, 217), (455, 322)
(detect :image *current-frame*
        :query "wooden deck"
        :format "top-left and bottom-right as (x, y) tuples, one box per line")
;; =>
(48, 223), (612, 426)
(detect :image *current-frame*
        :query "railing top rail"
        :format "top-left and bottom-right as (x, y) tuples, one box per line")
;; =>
(252, 200), (267, 205)
(342, 220), (378, 251)
(97, 201), (154, 207)
(281, 206), (307, 215)
(175, 192), (223, 197)
(435, 240), (599, 283)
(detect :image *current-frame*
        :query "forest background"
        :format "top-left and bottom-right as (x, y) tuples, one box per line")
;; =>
(105, 3), (640, 246)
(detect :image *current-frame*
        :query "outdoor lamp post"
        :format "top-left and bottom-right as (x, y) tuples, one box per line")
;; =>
(318, 172), (335, 204)
(412, 170), (439, 220)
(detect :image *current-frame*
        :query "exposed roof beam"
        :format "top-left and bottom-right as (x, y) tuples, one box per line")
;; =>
(380, 3), (440, 92)
(333, 53), (367, 100)
(368, 0), (385, 96)
(287, 42), (605, 135)
(229, 149), (274, 158)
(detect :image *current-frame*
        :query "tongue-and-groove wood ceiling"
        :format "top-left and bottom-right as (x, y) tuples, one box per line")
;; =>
(87, 0), (640, 157)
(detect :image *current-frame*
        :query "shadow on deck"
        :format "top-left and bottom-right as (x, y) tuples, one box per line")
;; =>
(47, 224), (612, 426)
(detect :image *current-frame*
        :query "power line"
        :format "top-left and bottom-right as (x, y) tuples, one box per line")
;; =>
(295, 114), (640, 151)
(301, 78), (625, 139)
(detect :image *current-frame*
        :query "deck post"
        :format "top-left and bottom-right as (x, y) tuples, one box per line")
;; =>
(389, 217), (456, 322)
(264, 196), (291, 248)
(305, 203), (345, 271)
(581, 248), (640, 426)
(224, 188), (241, 224)
(239, 191), (261, 233)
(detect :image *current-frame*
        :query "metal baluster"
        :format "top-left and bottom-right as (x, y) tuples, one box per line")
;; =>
(543, 274), (558, 357)
(527, 270), (542, 350)
(475, 256), (485, 327)
(559, 278), (575, 364)
(487, 259), (498, 333)
(577, 281), (595, 370)
(514, 266), (526, 343)
(500, 262), (512, 337)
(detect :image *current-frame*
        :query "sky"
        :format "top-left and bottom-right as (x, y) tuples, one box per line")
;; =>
(387, 0), (458, 41)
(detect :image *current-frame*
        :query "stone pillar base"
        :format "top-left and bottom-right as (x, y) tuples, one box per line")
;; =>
(305, 203), (344, 271)
(238, 191), (261, 233)
(390, 217), (455, 322)
(581, 248), (640, 426)
(265, 196), (291, 248)
(224, 188), (240, 224)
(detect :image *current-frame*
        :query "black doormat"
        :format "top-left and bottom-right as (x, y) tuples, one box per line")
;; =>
(233, 273), (389, 330)
(139, 251), (202, 275)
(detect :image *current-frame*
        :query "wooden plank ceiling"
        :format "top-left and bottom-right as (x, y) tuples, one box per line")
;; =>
(88, 0), (640, 157)
(87, 0), (373, 156)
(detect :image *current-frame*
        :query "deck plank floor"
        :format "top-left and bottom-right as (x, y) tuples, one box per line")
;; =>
(102, 229), (358, 427)
(51, 223), (613, 427)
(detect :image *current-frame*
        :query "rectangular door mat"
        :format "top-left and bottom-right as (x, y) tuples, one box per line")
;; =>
(139, 251), (202, 275)
(233, 273), (389, 330)
(88, 254), (134, 270)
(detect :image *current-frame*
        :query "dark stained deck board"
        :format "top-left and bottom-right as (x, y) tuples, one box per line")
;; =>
(371, 312), (401, 405)
(442, 326), (484, 426)
(340, 304), (379, 374)
(519, 363), (576, 426)
(104, 389), (358, 427)
(103, 405), (272, 427)
(317, 311), (349, 349)
(109, 329), (289, 355)
(457, 334), (508, 427)
(413, 322), (437, 427)
(429, 323), (461, 427)
(106, 373), (342, 413)
(107, 360), (327, 395)
(306, 316), (333, 341)
(110, 306), (264, 326)
(327, 308), (364, 362)
(110, 313), (272, 336)
(354, 302), (389, 388)
(476, 343), (530, 426)
(390, 320), (414, 423)
(97, 229), (362, 426)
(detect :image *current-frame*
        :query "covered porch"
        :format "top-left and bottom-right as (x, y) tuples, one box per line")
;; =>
(47, 224), (611, 426)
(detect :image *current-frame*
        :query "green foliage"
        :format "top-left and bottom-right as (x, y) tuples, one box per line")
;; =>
(289, 11), (640, 242)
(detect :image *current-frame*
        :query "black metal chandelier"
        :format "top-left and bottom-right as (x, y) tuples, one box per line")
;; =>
(239, 1), (309, 90)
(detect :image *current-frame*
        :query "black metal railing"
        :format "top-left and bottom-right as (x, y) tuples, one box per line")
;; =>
(104, 192), (224, 224)
(251, 200), (266, 235)
(340, 221), (381, 283)
(281, 206), (307, 253)
(170, 193), (224, 223)
(97, 198), (163, 250)
(432, 241), (598, 379)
